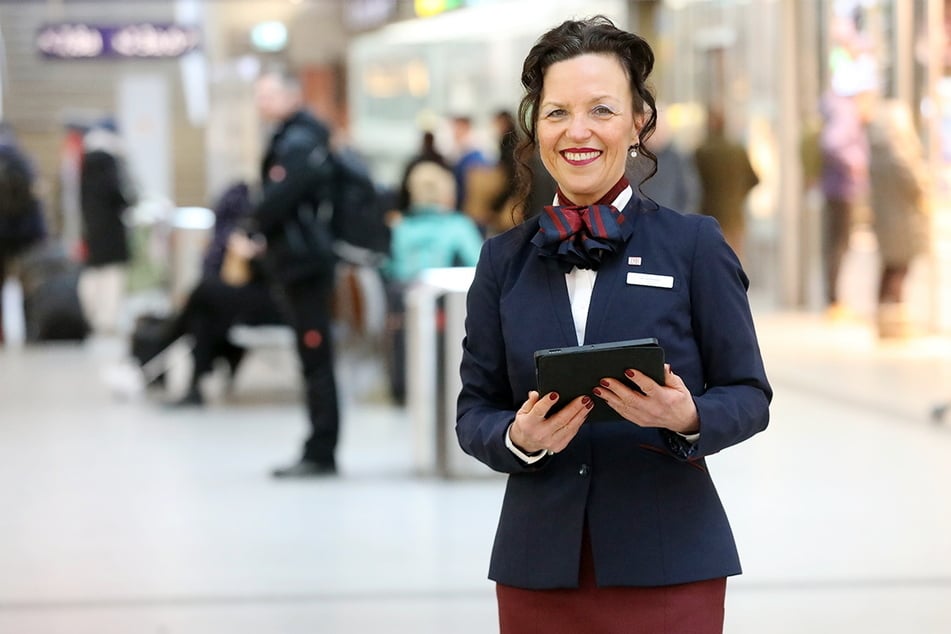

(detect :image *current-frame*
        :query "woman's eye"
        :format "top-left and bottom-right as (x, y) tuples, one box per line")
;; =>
(544, 109), (567, 119)
(592, 105), (616, 117)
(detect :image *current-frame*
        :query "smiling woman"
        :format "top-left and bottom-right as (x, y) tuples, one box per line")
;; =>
(455, 15), (771, 634)
(536, 54), (642, 205)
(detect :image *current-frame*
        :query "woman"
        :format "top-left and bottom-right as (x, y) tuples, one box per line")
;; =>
(383, 160), (483, 403)
(78, 122), (136, 335)
(396, 130), (448, 213)
(455, 17), (771, 633)
(866, 99), (929, 338)
(134, 183), (284, 406)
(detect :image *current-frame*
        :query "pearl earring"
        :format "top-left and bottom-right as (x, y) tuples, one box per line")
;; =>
(629, 144), (639, 158)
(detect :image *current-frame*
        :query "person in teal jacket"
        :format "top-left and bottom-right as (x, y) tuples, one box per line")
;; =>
(385, 160), (483, 282)
(383, 159), (484, 402)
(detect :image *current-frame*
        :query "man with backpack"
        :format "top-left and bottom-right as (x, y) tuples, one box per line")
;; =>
(0, 123), (47, 344)
(248, 69), (342, 478)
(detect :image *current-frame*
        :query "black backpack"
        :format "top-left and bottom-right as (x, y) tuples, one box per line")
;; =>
(310, 147), (392, 266)
(0, 145), (38, 219)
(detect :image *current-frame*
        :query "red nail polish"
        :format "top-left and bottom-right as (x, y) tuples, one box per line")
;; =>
(599, 379), (610, 388)
(592, 388), (602, 397)
(585, 401), (594, 409)
(581, 396), (591, 405)
(549, 392), (559, 400)
(624, 369), (635, 378)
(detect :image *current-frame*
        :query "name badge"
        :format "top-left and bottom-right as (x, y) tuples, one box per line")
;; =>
(626, 272), (674, 288)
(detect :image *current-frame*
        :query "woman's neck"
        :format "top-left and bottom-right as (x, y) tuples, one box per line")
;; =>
(557, 176), (630, 207)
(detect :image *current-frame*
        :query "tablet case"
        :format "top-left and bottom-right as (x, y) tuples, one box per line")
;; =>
(534, 338), (666, 423)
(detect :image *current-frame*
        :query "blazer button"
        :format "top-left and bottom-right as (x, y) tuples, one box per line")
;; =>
(578, 464), (590, 477)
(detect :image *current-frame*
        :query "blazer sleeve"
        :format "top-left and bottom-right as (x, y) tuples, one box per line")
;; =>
(668, 216), (772, 459)
(456, 239), (552, 474)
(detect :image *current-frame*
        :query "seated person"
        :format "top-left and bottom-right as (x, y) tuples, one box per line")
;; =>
(382, 160), (484, 403)
(137, 182), (285, 406)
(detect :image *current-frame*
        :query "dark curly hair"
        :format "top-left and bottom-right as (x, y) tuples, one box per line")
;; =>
(512, 16), (657, 221)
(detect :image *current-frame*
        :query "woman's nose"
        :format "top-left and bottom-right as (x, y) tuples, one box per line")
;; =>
(565, 114), (592, 141)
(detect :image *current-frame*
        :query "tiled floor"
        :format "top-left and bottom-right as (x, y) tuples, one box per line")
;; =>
(1, 310), (950, 633)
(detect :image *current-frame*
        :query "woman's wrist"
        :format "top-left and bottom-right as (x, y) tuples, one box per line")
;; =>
(673, 410), (700, 435)
(509, 421), (542, 454)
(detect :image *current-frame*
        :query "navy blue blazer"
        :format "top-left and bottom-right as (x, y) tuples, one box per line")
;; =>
(456, 197), (772, 589)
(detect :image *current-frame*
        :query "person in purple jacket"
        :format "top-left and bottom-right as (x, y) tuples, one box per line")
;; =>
(819, 58), (877, 318)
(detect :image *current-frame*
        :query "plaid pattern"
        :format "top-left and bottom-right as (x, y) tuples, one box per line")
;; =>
(531, 204), (625, 271)
(530, 177), (633, 271)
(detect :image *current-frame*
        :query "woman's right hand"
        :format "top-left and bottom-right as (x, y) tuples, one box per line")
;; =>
(509, 390), (593, 455)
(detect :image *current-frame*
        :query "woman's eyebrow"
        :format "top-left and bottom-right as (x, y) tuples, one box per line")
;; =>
(541, 96), (621, 109)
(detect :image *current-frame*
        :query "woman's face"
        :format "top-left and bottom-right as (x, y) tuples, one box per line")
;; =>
(537, 53), (640, 205)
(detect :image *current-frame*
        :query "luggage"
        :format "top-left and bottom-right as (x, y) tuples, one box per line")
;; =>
(18, 241), (89, 342)
(130, 313), (176, 388)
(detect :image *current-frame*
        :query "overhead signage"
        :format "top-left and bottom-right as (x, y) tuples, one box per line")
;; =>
(37, 23), (202, 59)
(414, 0), (463, 18)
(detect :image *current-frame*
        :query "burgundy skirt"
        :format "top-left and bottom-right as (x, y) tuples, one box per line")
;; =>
(497, 528), (726, 634)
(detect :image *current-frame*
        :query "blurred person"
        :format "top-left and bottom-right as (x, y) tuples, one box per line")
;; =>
(487, 109), (520, 233)
(465, 110), (522, 236)
(0, 122), (47, 344)
(524, 148), (558, 217)
(138, 182), (285, 406)
(456, 17), (770, 633)
(819, 58), (876, 319)
(637, 105), (700, 213)
(450, 115), (488, 212)
(77, 120), (137, 335)
(386, 161), (483, 283)
(866, 100), (929, 339)
(396, 130), (448, 213)
(248, 69), (341, 479)
(382, 160), (483, 403)
(693, 107), (759, 261)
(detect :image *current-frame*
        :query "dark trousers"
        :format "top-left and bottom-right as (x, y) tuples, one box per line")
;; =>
(173, 277), (285, 387)
(276, 276), (340, 464)
(879, 264), (909, 304)
(383, 280), (408, 405)
(0, 255), (7, 343)
(822, 198), (854, 305)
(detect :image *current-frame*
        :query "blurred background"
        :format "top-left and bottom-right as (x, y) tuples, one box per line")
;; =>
(1, 0), (950, 632)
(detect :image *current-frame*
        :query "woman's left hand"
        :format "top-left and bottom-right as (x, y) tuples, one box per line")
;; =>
(593, 364), (699, 434)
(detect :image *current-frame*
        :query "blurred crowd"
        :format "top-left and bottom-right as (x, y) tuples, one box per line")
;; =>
(0, 16), (936, 473)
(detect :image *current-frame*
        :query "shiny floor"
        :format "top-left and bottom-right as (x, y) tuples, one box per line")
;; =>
(2, 310), (951, 633)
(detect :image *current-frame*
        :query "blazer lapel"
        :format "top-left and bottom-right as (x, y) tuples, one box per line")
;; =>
(542, 257), (579, 345)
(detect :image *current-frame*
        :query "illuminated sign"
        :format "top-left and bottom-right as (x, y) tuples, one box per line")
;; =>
(250, 21), (287, 53)
(37, 23), (202, 59)
(414, 0), (463, 18)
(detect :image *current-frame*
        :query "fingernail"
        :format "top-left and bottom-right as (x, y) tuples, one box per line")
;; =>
(599, 379), (610, 388)
(624, 369), (635, 378)
(549, 392), (559, 400)
(592, 388), (602, 397)
(585, 401), (594, 409)
(581, 396), (591, 405)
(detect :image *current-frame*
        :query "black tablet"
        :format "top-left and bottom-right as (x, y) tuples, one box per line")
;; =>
(534, 338), (666, 422)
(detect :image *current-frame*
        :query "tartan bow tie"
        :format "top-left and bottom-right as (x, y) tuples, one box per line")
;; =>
(531, 203), (629, 272)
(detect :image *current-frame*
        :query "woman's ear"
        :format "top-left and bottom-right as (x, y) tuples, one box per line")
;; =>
(631, 111), (649, 144)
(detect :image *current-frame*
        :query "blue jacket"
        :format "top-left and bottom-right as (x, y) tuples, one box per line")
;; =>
(456, 197), (771, 589)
